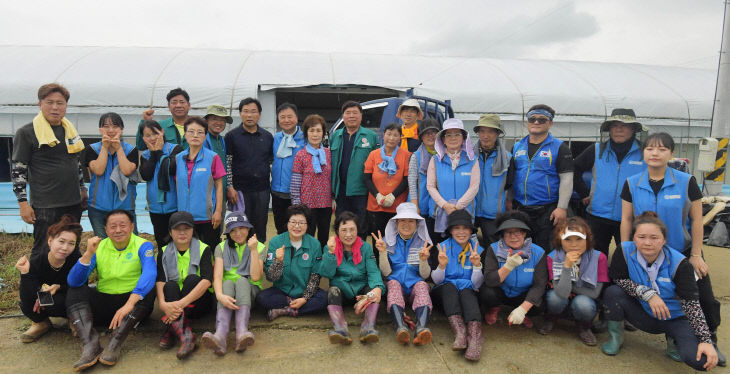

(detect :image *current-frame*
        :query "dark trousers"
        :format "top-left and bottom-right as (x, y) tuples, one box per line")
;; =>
(31, 204), (82, 259)
(66, 284), (156, 327)
(255, 287), (328, 315)
(194, 222), (222, 251)
(425, 216), (441, 245)
(681, 250), (721, 332)
(432, 283), (481, 322)
(149, 212), (174, 248)
(335, 194), (368, 239)
(602, 285), (709, 371)
(587, 214), (621, 257)
(367, 210), (396, 239)
(475, 216), (499, 248)
(271, 193), (291, 235)
(162, 275), (214, 319)
(478, 285), (544, 315)
(243, 189), (270, 242)
(328, 285), (371, 306)
(19, 275), (68, 322)
(514, 201), (557, 252)
(308, 207), (332, 248)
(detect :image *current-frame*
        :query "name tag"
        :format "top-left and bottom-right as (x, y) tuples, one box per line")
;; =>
(515, 150), (526, 157)
(460, 172), (471, 176)
(664, 195), (681, 200)
(463, 265), (473, 270)
(407, 250), (420, 265)
(658, 277), (672, 283)
(523, 268), (534, 273)
(629, 161), (643, 165)
(195, 167), (208, 172)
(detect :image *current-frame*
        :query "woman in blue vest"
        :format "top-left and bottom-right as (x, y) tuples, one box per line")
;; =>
(372, 202), (433, 346)
(139, 120), (184, 247)
(155, 211), (214, 360)
(539, 217), (609, 346)
(621, 132), (724, 365)
(479, 210), (547, 329)
(426, 118), (479, 237)
(85, 112), (138, 238)
(173, 117), (225, 249)
(602, 211), (718, 371)
(431, 209), (484, 361)
(407, 118), (441, 242)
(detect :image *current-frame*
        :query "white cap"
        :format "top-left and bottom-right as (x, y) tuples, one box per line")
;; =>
(561, 230), (586, 240)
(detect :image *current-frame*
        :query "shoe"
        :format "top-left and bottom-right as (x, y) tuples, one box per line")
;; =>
(665, 335), (681, 362)
(412, 306), (431, 346)
(159, 326), (175, 350)
(601, 321), (624, 356)
(484, 307), (500, 325)
(712, 331), (727, 367)
(20, 319), (50, 343)
(201, 307), (232, 356)
(447, 315), (467, 351)
(464, 321), (483, 361)
(359, 303), (379, 344)
(538, 315), (557, 335)
(99, 305), (149, 366)
(267, 307), (296, 321)
(67, 303), (102, 372)
(577, 322), (597, 346)
(390, 305), (410, 345)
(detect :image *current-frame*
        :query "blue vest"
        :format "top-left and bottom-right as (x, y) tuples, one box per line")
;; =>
(492, 242), (545, 298)
(512, 133), (562, 206)
(271, 128), (306, 194)
(588, 141), (646, 221)
(627, 168), (692, 252)
(622, 241), (685, 319)
(387, 235), (427, 295)
(440, 237), (484, 291)
(89, 141), (137, 212)
(176, 148), (217, 221)
(475, 148), (510, 219)
(433, 150), (476, 215)
(141, 142), (177, 214)
(414, 148), (436, 218)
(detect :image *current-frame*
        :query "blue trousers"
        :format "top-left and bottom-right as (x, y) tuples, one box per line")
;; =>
(255, 287), (327, 315)
(545, 290), (597, 322)
(87, 206), (137, 238)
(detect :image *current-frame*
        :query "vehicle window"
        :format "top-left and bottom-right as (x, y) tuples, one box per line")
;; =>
(362, 106), (385, 130)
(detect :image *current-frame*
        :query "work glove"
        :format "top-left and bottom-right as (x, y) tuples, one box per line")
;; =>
(376, 193), (386, 206)
(503, 249), (524, 271)
(507, 306), (527, 325)
(382, 193), (396, 207)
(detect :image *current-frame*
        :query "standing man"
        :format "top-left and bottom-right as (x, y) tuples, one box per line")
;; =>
(396, 99), (424, 152)
(136, 87), (191, 151)
(271, 103), (306, 234)
(473, 114), (511, 247)
(508, 104), (573, 251)
(573, 108), (646, 256)
(225, 98), (274, 242)
(203, 104), (233, 195)
(330, 101), (379, 237)
(12, 83), (86, 258)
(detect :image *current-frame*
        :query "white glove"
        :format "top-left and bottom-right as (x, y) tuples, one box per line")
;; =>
(503, 251), (524, 271)
(376, 193), (386, 206)
(382, 193), (396, 207)
(507, 306), (527, 325)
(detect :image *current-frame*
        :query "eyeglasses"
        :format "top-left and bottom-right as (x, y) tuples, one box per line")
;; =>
(527, 117), (550, 124)
(185, 130), (206, 137)
(444, 132), (463, 138)
(288, 220), (307, 227)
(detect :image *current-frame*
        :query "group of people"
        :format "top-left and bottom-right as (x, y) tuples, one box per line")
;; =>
(10, 83), (724, 371)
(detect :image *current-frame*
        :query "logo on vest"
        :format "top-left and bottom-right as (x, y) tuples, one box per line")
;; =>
(460, 172), (471, 176)
(658, 277), (672, 283)
(302, 253), (310, 261)
(515, 150), (526, 157)
(195, 167), (208, 172)
(523, 268), (535, 272)
(145, 249), (154, 257)
(629, 161), (643, 165)
(664, 195), (681, 200)
(125, 252), (133, 260)
(361, 138), (370, 147)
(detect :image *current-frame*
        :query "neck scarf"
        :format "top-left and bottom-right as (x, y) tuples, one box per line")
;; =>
(223, 240), (251, 278)
(276, 130), (298, 158)
(447, 150), (461, 171)
(418, 143), (433, 175)
(400, 123), (418, 149)
(378, 145), (399, 175)
(496, 237), (533, 262)
(637, 249), (666, 294)
(32, 112), (84, 153)
(551, 249), (600, 288)
(306, 144), (327, 174)
(335, 236), (363, 267)
(457, 240), (473, 267)
(488, 140), (510, 176)
(161, 238), (201, 282)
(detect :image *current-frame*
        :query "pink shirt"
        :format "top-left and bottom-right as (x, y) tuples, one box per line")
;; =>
(185, 154), (225, 185)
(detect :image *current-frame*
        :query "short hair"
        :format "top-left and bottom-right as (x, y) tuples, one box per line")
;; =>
(287, 204), (312, 226)
(302, 114), (327, 139)
(104, 209), (134, 226)
(383, 122), (402, 136)
(527, 104), (556, 118)
(98, 112), (124, 129)
(276, 102), (298, 116)
(643, 132), (675, 152)
(38, 83), (70, 102)
(166, 88), (190, 103)
(46, 214), (82, 242)
(184, 116), (208, 134)
(552, 216), (594, 252)
(238, 97), (262, 112)
(632, 211), (668, 240)
(139, 120), (163, 134)
(334, 211), (359, 234)
(341, 100), (362, 114)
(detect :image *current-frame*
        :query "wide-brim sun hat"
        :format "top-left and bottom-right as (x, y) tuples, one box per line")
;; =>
(397, 98), (423, 117)
(418, 118), (441, 140)
(434, 118), (475, 160)
(600, 108), (643, 132)
(384, 202), (430, 246)
(204, 104), (233, 124)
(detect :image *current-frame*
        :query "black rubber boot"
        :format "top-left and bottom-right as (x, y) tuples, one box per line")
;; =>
(412, 306), (431, 346)
(68, 303), (103, 372)
(712, 331), (727, 367)
(99, 305), (149, 366)
(390, 305), (410, 345)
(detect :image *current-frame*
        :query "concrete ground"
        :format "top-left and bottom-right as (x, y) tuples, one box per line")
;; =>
(1, 216), (730, 373)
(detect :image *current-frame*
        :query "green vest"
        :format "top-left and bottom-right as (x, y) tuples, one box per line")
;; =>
(96, 234), (149, 294)
(161, 241), (209, 290)
(219, 240), (266, 289)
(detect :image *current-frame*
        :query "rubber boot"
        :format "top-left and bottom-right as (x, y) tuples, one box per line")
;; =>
(412, 306), (432, 346)
(577, 321), (597, 346)
(538, 314), (557, 335)
(267, 306), (297, 321)
(484, 306), (500, 325)
(174, 313), (195, 360)
(665, 335), (681, 362)
(235, 305), (255, 352)
(327, 305), (352, 345)
(601, 321), (624, 356)
(201, 307), (232, 356)
(99, 304), (148, 366)
(464, 321), (483, 361)
(592, 310), (608, 334)
(390, 305), (410, 345)
(447, 315), (467, 351)
(159, 327), (174, 350)
(359, 303), (379, 344)
(712, 331), (727, 367)
(20, 319), (50, 343)
(68, 303), (103, 372)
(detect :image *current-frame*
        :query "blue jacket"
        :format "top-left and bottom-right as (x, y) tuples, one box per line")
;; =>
(626, 167), (692, 252)
(439, 236), (484, 291)
(387, 235), (427, 295)
(512, 133), (562, 206)
(587, 141), (646, 221)
(413, 148), (435, 218)
(176, 148), (218, 221)
(141, 142), (178, 214)
(492, 242), (545, 298)
(433, 150), (477, 215)
(622, 241), (685, 319)
(89, 141), (137, 212)
(475, 148), (510, 219)
(271, 128), (306, 194)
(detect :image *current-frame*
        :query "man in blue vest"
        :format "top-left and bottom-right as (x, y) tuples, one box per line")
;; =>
(136, 87), (190, 151)
(271, 103), (306, 234)
(573, 108), (646, 256)
(508, 104), (573, 251)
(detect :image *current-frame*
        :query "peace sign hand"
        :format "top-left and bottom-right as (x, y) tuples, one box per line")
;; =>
(437, 243), (448, 269)
(469, 246), (481, 267)
(419, 242), (433, 261)
(371, 231), (387, 253)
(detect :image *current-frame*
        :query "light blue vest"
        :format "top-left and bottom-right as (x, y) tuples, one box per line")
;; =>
(271, 128), (306, 194)
(587, 141), (646, 221)
(475, 148), (510, 219)
(387, 235), (427, 295)
(176, 148), (217, 221)
(141, 142), (177, 214)
(89, 141), (137, 211)
(433, 150), (476, 215)
(622, 241), (684, 319)
(414, 148), (436, 218)
(492, 242), (545, 298)
(512, 133), (562, 206)
(440, 237), (484, 291)
(627, 168), (692, 252)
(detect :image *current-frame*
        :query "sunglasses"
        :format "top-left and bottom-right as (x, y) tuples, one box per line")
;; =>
(527, 117), (550, 124)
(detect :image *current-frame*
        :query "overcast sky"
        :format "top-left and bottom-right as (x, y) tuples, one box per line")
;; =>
(0, 0), (725, 70)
